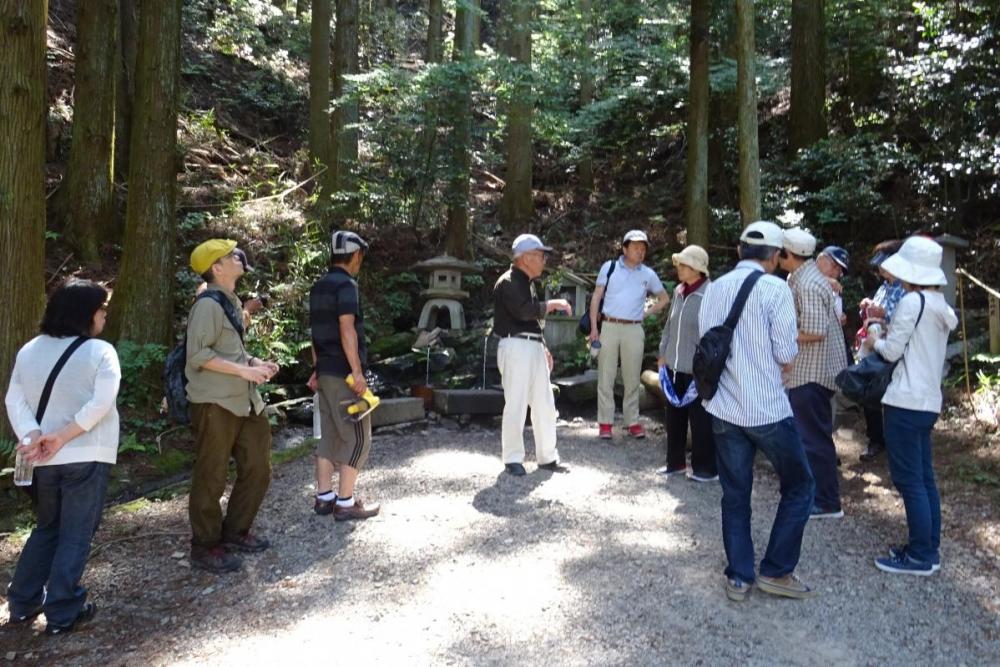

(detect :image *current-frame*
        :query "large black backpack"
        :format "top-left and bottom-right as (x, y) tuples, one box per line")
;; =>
(163, 290), (245, 424)
(691, 270), (763, 401)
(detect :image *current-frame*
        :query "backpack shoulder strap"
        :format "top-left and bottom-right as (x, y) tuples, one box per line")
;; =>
(198, 290), (245, 341)
(35, 336), (90, 423)
(723, 270), (764, 330)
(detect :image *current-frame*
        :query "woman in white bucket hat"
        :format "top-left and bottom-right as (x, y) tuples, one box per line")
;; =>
(862, 236), (958, 576)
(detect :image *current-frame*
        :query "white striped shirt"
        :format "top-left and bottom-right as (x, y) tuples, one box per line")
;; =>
(698, 261), (799, 427)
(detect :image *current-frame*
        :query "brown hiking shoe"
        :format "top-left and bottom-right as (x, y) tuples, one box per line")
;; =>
(221, 531), (270, 553)
(756, 573), (816, 599)
(333, 497), (380, 522)
(191, 545), (242, 573)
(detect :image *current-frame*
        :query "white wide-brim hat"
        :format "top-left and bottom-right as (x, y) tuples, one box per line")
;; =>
(671, 245), (710, 276)
(880, 236), (947, 287)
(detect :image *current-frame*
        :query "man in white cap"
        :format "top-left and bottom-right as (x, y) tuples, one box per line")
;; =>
(587, 230), (669, 440)
(778, 228), (850, 521)
(699, 221), (816, 602)
(493, 234), (573, 476)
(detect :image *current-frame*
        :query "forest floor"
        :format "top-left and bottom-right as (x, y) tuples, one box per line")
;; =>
(1, 411), (999, 666)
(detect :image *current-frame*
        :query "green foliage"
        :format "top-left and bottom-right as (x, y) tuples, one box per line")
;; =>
(116, 341), (168, 411)
(118, 432), (159, 456)
(0, 436), (15, 480)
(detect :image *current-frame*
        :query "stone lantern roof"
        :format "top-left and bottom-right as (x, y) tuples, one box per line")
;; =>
(412, 254), (483, 300)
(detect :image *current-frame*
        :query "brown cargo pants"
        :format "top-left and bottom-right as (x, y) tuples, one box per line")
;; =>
(188, 402), (272, 548)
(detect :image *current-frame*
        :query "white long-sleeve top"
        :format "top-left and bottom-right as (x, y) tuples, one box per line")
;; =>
(874, 290), (958, 414)
(5, 335), (121, 466)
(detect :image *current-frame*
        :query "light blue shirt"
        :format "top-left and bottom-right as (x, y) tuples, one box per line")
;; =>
(597, 257), (665, 321)
(698, 260), (799, 427)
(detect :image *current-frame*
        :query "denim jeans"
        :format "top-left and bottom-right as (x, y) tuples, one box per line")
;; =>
(6, 462), (111, 627)
(788, 383), (840, 511)
(883, 405), (940, 564)
(712, 416), (815, 583)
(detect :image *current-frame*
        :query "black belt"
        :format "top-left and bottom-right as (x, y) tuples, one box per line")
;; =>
(501, 332), (544, 342)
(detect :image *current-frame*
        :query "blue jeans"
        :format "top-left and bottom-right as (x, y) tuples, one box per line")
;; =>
(788, 383), (839, 511)
(712, 416), (815, 583)
(6, 462), (111, 627)
(883, 406), (940, 564)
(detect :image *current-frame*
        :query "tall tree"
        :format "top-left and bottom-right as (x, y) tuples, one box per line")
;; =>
(106, 0), (182, 347)
(498, 0), (533, 231)
(444, 0), (476, 259)
(64, 0), (119, 264)
(309, 0), (332, 198)
(114, 0), (139, 183)
(330, 0), (359, 193)
(577, 0), (595, 193)
(426, 0), (443, 64)
(684, 0), (710, 246)
(0, 0), (48, 437)
(735, 0), (760, 226)
(789, 0), (827, 153)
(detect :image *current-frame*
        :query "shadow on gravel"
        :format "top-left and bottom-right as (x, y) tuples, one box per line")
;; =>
(472, 471), (547, 518)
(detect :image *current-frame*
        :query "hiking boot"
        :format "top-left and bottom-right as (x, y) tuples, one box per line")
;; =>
(505, 463), (527, 476)
(222, 531), (270, 553)
(538, 460), (570, 473)
(333, 497), (380, 522)
(314, 495), (336, 515)
(191, 545), (242, 573)
(875, 552), (935, 576)
(756, 573), (817, 599)
(808, 505), (845, 520)
(860, 442), (884, 462)
(598, 424), (613, 439)
(628, 424), (646, 439)
(725, 578), (751, 602)
(45, 602), (97, 636)
(888, 544), (940, 572)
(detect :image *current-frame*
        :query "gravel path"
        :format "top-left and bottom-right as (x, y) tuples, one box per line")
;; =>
(2, 417), (998, 665)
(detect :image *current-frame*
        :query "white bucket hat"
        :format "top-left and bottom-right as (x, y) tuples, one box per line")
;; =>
(671, 245), (710, 276)
(879, 236), (947, 287)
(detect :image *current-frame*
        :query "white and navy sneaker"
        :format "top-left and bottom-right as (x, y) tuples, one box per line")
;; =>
(888, 544), (940, 572)
(808, 505), (845, 520)
(874, 552), (935, 576)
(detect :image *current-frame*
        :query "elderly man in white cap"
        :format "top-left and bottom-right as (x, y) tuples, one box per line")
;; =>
(778, 227), (850, 521)
(587, 230), (670, 440)
(699, 221), (816, 602)
(492, 234), (573, 476)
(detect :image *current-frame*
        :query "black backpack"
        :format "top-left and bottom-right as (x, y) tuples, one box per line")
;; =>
(691, 270), (763, 401)
(163, 290), (245, 424)
(578, 258), (617, 336)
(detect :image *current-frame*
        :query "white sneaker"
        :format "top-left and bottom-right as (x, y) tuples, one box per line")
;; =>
(656, 466), (687, 477)
(686, 471), (719, 483)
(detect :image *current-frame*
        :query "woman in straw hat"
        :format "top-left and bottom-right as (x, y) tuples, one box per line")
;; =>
(656, 245), (716, 482)
(862, 236), (958, 576)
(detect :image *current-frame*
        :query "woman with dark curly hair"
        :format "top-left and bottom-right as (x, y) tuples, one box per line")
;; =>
(4, 279), (121, 635)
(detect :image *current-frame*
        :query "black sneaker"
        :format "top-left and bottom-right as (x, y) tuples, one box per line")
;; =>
(504, 463), (527, 476)
(45, 602), (97, 636)
(6, 605), (43, 626)
(191, 545), (242, 573)
(538, 461), (570, 473)
(222, 531), (270, 553)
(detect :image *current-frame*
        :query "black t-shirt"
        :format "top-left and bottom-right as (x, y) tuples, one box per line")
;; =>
(310, 267), (367, 376)
(492, 266), (546, 337)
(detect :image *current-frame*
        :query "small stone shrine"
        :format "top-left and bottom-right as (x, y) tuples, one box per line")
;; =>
(413, 254), (483, 330)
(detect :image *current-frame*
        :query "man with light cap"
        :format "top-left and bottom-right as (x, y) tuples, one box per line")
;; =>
(699, 221), (816, 602)
(778, 228), (850, 521)
(587, 230), (669, 440)
(185, 239), (279, 573)
(492, 234), (573, 476)
(308, 230), (380, 520)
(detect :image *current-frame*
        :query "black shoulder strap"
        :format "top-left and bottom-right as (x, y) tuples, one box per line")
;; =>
(198, 290), (245, 341)
(606, 257), (617, 282)
(35, 336), (89, 423)
(723, 270), (764, 330)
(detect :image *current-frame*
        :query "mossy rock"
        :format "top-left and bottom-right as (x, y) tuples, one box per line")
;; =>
(369, 332), (416, 360)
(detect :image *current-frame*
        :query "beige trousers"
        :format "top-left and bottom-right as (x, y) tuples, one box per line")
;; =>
(597, 321), (646, 426)
(497, 338), (559, 465)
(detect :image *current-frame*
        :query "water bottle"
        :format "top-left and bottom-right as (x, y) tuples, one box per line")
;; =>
(13, 436), (34, 487)
(590, 340), (602, 359)
(867, 323), (883, 339)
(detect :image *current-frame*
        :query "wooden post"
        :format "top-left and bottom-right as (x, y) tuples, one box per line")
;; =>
(990, 294), (1000, 355)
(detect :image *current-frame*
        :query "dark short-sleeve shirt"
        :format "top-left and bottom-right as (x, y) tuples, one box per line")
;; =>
(493, 266), (546, 337)
(310, 267), (367, 376)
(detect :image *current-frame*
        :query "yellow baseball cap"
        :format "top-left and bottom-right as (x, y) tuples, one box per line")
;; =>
(190, 239), (237, 274)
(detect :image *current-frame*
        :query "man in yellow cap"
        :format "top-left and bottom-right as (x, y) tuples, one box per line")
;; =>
(185, 239), (279, 573)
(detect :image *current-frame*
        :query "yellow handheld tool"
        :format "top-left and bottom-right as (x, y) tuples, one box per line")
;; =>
(341, 375), (380, 422)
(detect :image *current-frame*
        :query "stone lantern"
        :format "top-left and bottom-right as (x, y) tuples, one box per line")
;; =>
(413, 254), (483, 330)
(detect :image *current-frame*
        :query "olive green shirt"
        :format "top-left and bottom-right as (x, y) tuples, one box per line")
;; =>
(184, 285), (265, 417)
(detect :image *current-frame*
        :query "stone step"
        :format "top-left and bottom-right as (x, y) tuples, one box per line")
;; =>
(553, 369), (599, 404)
(371, 397), (427, 428)
(432, 389), (505, 415)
